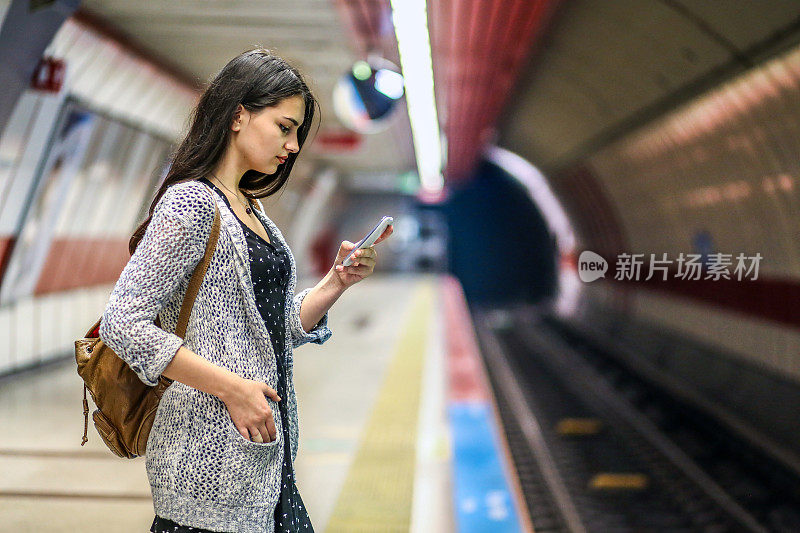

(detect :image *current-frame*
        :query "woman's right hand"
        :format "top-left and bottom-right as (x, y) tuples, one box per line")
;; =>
(221, 376), (281, 443)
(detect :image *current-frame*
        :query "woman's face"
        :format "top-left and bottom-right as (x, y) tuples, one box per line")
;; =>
(232, 94), (306, 175)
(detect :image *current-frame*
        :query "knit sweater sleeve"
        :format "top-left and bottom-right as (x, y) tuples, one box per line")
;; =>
(289, 287), (333, 348)
(99, 182), (215, 386)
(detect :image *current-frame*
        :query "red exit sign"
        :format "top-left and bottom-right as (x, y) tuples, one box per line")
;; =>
(316, 129), (361, 152)
(32, 57), (65, 93)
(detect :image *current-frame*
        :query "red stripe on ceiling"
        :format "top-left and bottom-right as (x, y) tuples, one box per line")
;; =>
(428, 0), (446, 112)
(431, 0), (562, 183)
(356, 0), (380, 50)
(483, 0), (550, 130)
(333, 0), (393, 57)
(468, 0), (505, 138)
(335, 0), (560, 185)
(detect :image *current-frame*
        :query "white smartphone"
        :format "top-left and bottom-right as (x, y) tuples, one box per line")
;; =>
(343, 216), (393, 266)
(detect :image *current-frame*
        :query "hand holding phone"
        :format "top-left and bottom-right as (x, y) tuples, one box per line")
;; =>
(343, 216), (393, 266)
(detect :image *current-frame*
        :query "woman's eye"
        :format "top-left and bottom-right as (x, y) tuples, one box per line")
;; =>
(279, 124), (290, 134)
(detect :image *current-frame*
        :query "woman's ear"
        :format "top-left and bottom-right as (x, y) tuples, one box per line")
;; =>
(231, 104), (245, 132)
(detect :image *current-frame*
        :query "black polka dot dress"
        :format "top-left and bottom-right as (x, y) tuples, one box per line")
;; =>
(151, 178), (313, 533)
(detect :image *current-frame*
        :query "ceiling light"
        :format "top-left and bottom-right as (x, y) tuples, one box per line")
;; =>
(374, 69), (404, 100)
(390, 0), (443, 193)
(352, 60), (371, 81)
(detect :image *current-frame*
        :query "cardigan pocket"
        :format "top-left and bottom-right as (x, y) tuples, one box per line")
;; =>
(230, 425), (282, 450)
(216, 417), (283, 507)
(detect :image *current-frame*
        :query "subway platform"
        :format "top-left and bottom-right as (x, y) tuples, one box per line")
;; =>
(0, 274), (529, 532)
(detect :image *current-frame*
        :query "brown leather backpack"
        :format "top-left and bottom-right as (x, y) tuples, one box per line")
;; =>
(75, 195), (220, 458)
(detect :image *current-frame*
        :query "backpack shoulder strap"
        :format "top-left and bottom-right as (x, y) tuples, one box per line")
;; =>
(175, 186), (221, 338)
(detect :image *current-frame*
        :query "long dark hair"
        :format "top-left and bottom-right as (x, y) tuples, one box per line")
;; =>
(129, 48), (318, 254)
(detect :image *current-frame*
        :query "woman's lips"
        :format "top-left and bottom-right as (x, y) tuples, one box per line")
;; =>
(276, 156), (287, 164)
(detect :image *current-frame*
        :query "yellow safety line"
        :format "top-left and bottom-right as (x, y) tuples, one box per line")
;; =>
(325, 281), (433, 533)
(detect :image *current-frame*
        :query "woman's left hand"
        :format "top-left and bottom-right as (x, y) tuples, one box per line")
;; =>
(332, 225), (393, 289)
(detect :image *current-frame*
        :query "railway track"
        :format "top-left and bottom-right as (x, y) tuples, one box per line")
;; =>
(472, 307), (800, 532)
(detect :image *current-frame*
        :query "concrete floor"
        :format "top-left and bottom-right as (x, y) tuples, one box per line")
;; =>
(0, 274), (452, 532)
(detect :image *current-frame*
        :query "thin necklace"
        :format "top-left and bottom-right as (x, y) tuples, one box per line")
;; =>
(211, 174), (252, 215)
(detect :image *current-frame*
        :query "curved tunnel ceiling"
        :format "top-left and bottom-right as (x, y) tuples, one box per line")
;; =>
(78, 0), (416, 177)
(498, 0), (800, 175)
(428, 0), (561, 184)
(70, 1), (800, 191)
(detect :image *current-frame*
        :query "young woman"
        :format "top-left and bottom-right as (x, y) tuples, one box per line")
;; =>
(100, 49), (392, 533)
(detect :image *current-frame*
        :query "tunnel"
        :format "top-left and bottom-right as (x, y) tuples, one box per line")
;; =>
(1, 1), (800, 531)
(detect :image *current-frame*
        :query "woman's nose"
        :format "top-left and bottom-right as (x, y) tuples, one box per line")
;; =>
(285, 139), (299, 153)
(287, 128), (303, 152)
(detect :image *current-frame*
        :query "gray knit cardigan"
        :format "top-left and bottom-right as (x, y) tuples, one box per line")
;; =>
(99, 179), (332, 532)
